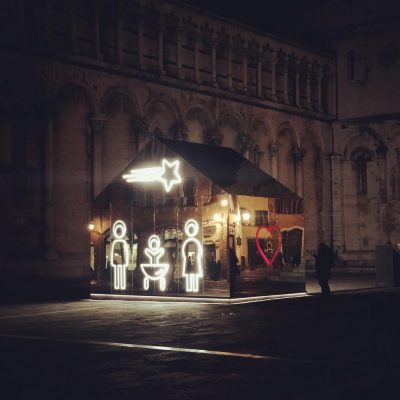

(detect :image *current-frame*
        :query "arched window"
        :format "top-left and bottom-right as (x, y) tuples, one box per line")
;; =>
(351, 148), (371, 195)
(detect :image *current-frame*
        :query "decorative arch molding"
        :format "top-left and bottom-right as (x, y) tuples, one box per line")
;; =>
(276, 121), (300, 147)
(343, 128), (387, 161)
(143, 92), (181, 122)
(300, 127), (325, 154)
(100, 87), (140, 117)
(53, 82), (98, 116)
(248, 114), (275, 141)
(181, 97), (217, 125)
(183, 106), (214, 127)
(217, 108), (246, 133)
(183, 106), (214, 144)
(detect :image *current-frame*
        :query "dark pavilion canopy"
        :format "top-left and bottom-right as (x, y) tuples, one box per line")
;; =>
(95, 137), (302, 202)
(157, 138), (301, 200)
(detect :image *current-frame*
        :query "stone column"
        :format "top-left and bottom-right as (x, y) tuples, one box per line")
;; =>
(306, 62), (312, 110)
(208, 128), (223, 146)
(240, 134), (252, 159)
(324, 68), (333, 115)
(90, 116), (107, 198)
(256, 46), (264, 99)
(194, 24), (202, 84)
(283, 54), (289, 105)
(211, 30), (219, 88)
(330, 153), (345, 251)
(172, 122), (188, 141)
(70, 0), (78, 54)
(132, 116), (149, 149)
(94, 1), (103, 60)
(158, 14), (166, 74)
(293, 146), (305, 197)
(316, 65), (323, 113)
(270, 50), (278, 102)
(269, 143), (279, 179)
(137, 8), (145, 70)
(295, 59), (301, 108)
(241, 40), (249, 94)
(227, 36), (234, 91)
(176, 19), (184, 79)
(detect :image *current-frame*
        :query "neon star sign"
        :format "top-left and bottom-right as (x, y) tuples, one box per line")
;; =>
(140, 234), (170, 291)
(123, 159), (182, 192)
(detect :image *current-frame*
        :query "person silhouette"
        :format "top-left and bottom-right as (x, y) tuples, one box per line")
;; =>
(110, 220), (130, 290)
(182, 219), (203, 292)
(314, 242), (334, 296)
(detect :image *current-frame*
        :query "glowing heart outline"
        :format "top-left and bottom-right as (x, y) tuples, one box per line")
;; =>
(255, 225), (282, 267)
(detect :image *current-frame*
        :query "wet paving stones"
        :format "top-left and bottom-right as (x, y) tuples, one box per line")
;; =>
(0, 290), (400, 399)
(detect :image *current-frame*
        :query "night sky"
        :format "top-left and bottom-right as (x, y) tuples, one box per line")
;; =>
(179, 0), (323, 46)
(178, 0), (400, 49)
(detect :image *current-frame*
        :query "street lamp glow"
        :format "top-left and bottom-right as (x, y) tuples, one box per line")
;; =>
(214, 213), (222, 222)
(242, 211), (250, 223)
(220, 198), (228, 207)
(88, 222), (95, 231)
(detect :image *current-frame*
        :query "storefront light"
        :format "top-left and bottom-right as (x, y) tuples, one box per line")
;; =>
(214, 213), (222, 222)
(242, 211), (251, 223)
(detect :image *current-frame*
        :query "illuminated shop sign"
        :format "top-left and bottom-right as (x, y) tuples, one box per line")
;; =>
(140, 235), (170, 291)
(182, 219), (203, 292)
(255, 225), (282, 267)
(123, 159), (182, 192)
(110, 220), (130, 290)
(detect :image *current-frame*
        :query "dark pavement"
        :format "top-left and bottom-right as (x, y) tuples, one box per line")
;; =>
(1, 290), (400, 399)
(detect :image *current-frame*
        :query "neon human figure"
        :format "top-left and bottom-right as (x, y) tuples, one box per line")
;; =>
(110, 220), (130, 290)
(182, 219), (203, 292)
(140, 235), (169, 291)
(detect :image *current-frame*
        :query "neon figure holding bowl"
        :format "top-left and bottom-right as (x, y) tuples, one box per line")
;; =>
(110, 220), (130, 290)
(182, 219), (203, 292)
(140, 235), (170, 291)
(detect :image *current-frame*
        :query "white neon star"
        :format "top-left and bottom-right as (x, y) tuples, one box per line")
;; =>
(159, 159), (182, 192)
(123, 158), (182, 193)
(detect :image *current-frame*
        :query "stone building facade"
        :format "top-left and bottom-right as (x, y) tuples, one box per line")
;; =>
(279, 0), (400, 266)
(2, 0), (395, 297)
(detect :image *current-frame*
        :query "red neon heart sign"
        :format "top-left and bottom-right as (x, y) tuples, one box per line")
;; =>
(255, 225), (282, 267)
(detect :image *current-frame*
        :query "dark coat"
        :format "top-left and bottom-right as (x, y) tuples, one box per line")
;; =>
(314, 243), (334, 281)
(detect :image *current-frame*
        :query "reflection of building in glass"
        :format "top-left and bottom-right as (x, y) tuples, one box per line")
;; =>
(90, 138), (304, 298)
